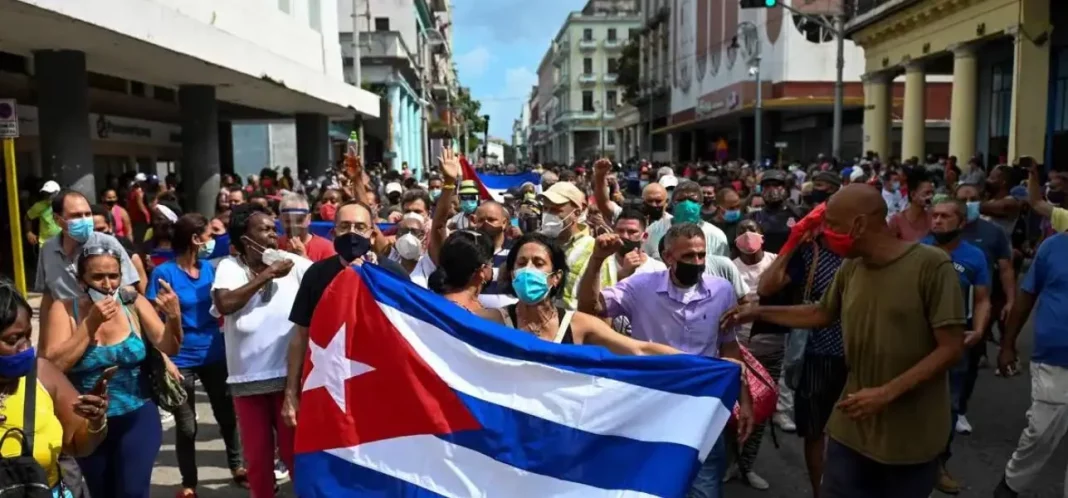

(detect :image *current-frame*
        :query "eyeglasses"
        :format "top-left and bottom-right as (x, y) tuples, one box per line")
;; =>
(80, 246), (121, 259)
(397, 226), (427, 238)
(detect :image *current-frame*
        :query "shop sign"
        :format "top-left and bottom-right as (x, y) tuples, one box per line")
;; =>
(14, 105), (181, 146)
(696, 91), (741, 119)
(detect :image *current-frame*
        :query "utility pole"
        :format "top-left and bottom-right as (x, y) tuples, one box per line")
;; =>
(753, 57), (763, 164)
(483, 114), (490, 164)
(831, 13), (845, 161)
(351, 0), (365, 159)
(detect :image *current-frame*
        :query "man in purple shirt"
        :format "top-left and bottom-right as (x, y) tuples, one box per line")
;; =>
(577, 222), (752, 498)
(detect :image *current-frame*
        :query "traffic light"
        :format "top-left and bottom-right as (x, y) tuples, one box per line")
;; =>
(740, 0), (778, 8)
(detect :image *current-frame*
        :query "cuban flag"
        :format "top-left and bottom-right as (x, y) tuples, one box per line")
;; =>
(460, 155), (541, 203)
(294, 264), (741, 497)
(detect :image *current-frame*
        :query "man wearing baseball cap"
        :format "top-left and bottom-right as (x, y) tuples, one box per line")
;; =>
(26, 180), (63, 248)
(538, 181), (597, 309)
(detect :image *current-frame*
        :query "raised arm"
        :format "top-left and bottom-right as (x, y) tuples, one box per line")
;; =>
(41, 299), (94, 372)
(430, 148), (461, 265)
(577, 235), (620, 316)
(136, 282), (182, 355)
(592, 159), (615, 223)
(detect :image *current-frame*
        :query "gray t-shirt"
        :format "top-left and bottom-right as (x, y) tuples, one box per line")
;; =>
(35, 231), (140, 299)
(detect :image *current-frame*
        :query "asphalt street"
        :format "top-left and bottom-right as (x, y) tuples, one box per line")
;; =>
(27, 295), (1064, 497)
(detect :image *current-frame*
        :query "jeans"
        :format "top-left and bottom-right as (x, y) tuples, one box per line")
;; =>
(76, 402), (162, 498)
(822, 438), (938, 498)
(942, 352), (970, 463)
(173, 360), (243, 488)
(687, 435), (726, 498)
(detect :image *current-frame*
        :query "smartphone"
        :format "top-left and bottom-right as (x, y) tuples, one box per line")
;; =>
(1018, 156), (1035, 170)
(86, 287), (115, 304)
(91, 366), (120, 395)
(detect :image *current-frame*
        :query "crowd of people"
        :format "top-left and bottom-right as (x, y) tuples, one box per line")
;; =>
(1, 147), (1067, 498)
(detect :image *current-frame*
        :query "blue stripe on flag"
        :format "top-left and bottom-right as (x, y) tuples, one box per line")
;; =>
(295, 451), (447, 498)
(441, 391), (698, 497)
(355, 263), (741, 401)
(477, 172), (542, 190)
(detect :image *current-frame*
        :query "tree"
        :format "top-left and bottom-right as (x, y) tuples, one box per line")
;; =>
(618, 32), (642, 104)
(455, 88), (488, 154)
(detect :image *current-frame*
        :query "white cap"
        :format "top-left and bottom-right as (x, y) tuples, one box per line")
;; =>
(39, 181), (61, 194)
(385, 182), (403, 195)
(134, 173), (147, 182)
(659, 175), (679, 189)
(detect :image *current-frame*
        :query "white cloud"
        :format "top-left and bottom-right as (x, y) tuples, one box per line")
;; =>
(504, 67), (537, 96)
(455, 46), (492, 79)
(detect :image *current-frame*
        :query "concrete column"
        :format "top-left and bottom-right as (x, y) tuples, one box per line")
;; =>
(34, 50), (94, 200)
(863, 72), (892, 161)
(415, 104), (424, 178)
(178, 85), (221, 216)
(1008, 0), (1051, 161)
(405, 99), (415, 170)
(389, 86), (401, 169)
(296, 113), (330, 179)
(948, 45), (978, 169)
(902, 62), (926, 162)
(218, 121), (234, 177)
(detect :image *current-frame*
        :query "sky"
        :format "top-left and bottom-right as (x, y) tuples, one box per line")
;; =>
(452, 0), (586, 142)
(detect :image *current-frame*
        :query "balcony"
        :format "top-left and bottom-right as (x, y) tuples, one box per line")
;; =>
(603, 73), (619, 84)
(578, 39), (599, 51)
(846, 0), (923, 33)
(578, 73), (599, 85)
(553, 75), (570, 93)
(603, 38), (624, 50)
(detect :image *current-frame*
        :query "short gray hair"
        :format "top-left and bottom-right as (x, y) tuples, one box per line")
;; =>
(663, 223), (705, 250)
(279, 192), (309, 211)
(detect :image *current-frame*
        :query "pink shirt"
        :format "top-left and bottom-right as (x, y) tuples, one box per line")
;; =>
(278, 234), (336, 262)
(889, 210), (932, 242)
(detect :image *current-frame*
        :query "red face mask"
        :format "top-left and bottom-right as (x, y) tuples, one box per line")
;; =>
(821, 227), (855, 257)
(261, 179), (274, 189)
(319, 203), (338, 221)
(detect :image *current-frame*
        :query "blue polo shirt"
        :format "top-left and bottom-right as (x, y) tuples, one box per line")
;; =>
(1023, 234), (1068, 368)
(922, 237), (990, 323)
(147, 260), (227, 368)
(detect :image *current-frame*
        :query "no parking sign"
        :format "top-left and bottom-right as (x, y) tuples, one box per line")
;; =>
(0, 99), (17, 138)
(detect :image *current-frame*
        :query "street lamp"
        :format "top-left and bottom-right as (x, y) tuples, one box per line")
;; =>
(594, 99), (604, 158)
(749, 59), (762, 164)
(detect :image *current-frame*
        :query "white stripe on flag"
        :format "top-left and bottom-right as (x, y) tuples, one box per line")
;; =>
(378, 304), (731, 458)
(327, 435), (660, 498)
(485, 188), (507, 203)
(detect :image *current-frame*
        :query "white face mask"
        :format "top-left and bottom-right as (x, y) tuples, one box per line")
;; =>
(395, 233), (423, 261)
(262, 248), (290, 266)
(540, 213), (566, 237)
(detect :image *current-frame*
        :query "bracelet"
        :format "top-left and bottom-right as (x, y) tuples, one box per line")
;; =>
(442, 184), (457, 191)
(87, 420), (107, 434)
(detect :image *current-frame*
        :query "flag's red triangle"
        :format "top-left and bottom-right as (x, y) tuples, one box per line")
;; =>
(295, 267), (481, 454)
(460, 155), (494, 201)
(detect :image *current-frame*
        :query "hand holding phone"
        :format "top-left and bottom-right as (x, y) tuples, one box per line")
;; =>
(91, 366), (120, 396)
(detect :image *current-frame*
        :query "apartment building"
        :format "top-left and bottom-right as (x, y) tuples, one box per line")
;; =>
(537, 0), (641, 163)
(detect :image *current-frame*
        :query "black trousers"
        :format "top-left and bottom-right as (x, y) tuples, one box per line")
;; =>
(172, 360), (243, 488)
(821, 438), (938, 498)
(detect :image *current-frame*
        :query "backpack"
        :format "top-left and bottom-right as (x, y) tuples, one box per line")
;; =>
(0, 360), (52, 497)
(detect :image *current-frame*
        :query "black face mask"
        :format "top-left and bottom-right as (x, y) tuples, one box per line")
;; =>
(931, 229), (961, 245)
(703, 197), (716, 207)
(103, 200), (117, 207)
(478, 225), (503, 240)
(334, 232), (371, 262)
(808, 189), (831, 205)
(617, 238), (642, 256)
(1048, 190), (1066, 206)
(643, 204), (664, 221)
(672, 260), (704, 287)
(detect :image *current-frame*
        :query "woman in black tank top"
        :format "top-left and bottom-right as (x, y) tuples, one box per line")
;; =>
(477, 233), (677, 355)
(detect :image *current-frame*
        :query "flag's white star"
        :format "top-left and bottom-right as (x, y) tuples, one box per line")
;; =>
(303, 323), (374, 413)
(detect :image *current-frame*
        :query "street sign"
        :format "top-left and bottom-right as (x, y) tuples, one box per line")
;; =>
(774, 141), (788, 149)
(0, 99), (17, 138)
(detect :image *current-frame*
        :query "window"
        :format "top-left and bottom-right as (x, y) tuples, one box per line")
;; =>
(0, 51), (27, 75)
(278, 0), (290, 13)
(606, 130), (616, 146)
(308, 0), (322, 32)
(606, 90), (617, 111)
(374, 17), (390, 31)
(629, 28), (639, 40)
(583, 28), (593, 41)
(607, 58), (619, 74)
(607, 28), (617, 41)
(582, 91), (594, 112)
(1054, 49), (1068, 132)
(583, 58), (593, 74)
(130, 81), (146, 97)
(989, 61), (1012, 139)
(153, 86), (176, 102)
(87, 72), (127, 93)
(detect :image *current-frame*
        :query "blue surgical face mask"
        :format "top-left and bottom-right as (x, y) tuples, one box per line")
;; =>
(754, 185), (763, 195)
(965, 201), (981, 223)
(0, 347), (36, 379)
(67, 217), (93, 243)
(672, 200), (702, 225)
(723, 209), (742, 223)
(510, 217), (519, 227)
(512, 267), (552, 304)
(198, 238), (216, 258)
(890, 181), (901, 191)
(429, 189), (442, 202)
(460, 199), (479, 214)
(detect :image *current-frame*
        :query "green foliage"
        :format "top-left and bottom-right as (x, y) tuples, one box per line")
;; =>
(618, 32), (641, 104)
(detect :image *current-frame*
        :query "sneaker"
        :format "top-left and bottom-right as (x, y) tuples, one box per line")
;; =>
(744, 471), (770, 490)
(274, 459), (289, 481)
(936, 465), (961, 495)
(772, 412), (796, 432)
(993, 476), (1018, 498)
(160, 410), (174, 425)
(955, 415), (973, 435)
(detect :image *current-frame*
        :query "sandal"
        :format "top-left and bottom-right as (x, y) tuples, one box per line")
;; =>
(231, 468), (250, 489)
(175, 489), (196, 498)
